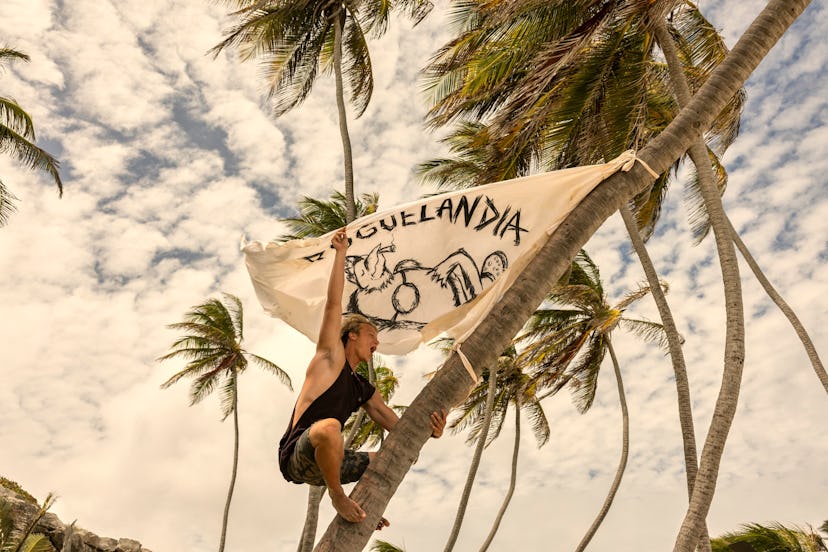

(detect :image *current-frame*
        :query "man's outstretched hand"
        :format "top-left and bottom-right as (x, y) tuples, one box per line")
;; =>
(430, 409), (448, 438)
(332, 227), (349, 252)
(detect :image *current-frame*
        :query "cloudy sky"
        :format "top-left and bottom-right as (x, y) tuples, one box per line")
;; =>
(1, 1), (826, 551)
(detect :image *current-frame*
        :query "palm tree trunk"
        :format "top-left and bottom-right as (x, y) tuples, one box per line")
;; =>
(297, 486), (326, 552)
(218, 374), (239, 552)
(619, 205), (711, 552)
(333, 8), (356, 223)
(478, 404), (520, 552)
(443, 366), (499, 552)
(313, 4), (810, 549)
(726, 217), (828, 394)
(574, 340), (628, 552)
(653, 15), (753, 552)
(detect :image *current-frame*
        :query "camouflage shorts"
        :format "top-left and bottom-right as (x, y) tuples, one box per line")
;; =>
(284, 426), (370, 486)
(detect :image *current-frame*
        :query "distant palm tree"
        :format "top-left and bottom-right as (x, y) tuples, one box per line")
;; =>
(518, 250), (668, 551)
(711, 522), (827, 552)
(447, 346), (550, 552)
(0, 492), (57, 552)
(0, 48), (62, 227)
(158, 293), (291, 552)
(210, 0), (430, 221)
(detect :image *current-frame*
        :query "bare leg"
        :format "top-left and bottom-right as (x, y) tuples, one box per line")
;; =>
(309, 419), (366, 523)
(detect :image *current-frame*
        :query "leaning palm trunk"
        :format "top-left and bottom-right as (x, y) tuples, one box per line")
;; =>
(218, 373), (239, 552)
(620, 205), (711, 552)
(726, 217), (828, 394)
(443, 366), (499, 552)
(574, 340), (628, 552)
(478, 404), (520, 552)
(333, 9), (356, 222)
(653, 15), (756, 552)
(314, 4), (810, 549)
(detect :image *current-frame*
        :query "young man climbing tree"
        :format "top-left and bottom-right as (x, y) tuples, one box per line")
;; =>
(278, 227), (448, 527)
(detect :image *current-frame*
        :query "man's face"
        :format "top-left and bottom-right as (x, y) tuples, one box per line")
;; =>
(351, 323), (379, 361)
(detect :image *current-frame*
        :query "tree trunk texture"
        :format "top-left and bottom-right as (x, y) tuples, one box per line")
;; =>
(313, 3), (811, 549)
(443, 366), (499, 552)
(727, 217), (828, 394)
(620, 205), (711, 552)
(478, 404), (520, 552)
(333, 9), (356, 223)
(574, 340), (629, 552)
(218, 376), (239, 552)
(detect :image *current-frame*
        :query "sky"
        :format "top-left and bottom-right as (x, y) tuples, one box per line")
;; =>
(0, 1), (826, 551)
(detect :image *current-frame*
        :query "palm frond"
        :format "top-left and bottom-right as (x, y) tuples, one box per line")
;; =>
(619, 317), (672, 350)
(0, 179), (19, 227)
(0, 97), (35, 139)
(0, 125), (62, 195)
(248, 353), (293, 390)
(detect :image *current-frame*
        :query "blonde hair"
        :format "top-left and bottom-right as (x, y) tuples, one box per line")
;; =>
(340, 313), (376, 346)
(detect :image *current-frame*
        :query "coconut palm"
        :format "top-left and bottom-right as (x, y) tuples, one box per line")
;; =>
(711, 522), (828, 552)
(419, 8), (728, 543)
(0, 493), (57, 552)
(446, 346), (550, 552)
(0, 48), (62, 227)
(417, 110), (708, 548)
(210, 0), (431, 221)
(158, 293), (291, 552)
(313, 3), (811, 550)
(517, 249), (667, 550)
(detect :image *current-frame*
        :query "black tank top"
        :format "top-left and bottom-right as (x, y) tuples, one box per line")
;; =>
(278, 362), (375, 483)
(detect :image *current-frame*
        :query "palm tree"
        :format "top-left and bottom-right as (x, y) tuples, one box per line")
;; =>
(210, 0), (431, 221)
(442, 346), (549, 552)
(313, 3), (812, 550)
(711, 522), (828, 552)
(517, 250), (667, 550)
(462, 348), (550, 552)
(0, 493), (57, 552)
(418, 8), (729, 545)
(0, 48), (62, 227)
(158, 293), (291, 552)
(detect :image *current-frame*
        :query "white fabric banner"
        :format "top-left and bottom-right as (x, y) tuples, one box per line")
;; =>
(243, 151), (641, 355)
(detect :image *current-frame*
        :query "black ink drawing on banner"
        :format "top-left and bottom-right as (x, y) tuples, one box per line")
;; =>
(344, 242), (508, 331)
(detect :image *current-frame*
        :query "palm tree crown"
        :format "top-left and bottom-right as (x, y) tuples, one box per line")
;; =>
(1, 48), (62, 227)
(159, 293), (291, 416)
(519, 250), (668, 411)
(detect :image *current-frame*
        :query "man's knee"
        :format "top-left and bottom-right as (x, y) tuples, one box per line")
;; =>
(309, 418), (342, 448)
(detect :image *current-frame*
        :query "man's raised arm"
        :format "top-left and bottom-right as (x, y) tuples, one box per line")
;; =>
(316, 227), (349, 355)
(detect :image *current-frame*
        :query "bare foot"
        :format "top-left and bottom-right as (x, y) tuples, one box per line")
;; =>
(330, 492), (366, 523)
(376, 517), (390, 531)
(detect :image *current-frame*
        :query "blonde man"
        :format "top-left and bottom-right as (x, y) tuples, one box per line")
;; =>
(278, 227), (447, 525)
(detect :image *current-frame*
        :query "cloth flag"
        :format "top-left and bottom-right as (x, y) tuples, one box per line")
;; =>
(243, 151), (646, 356)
